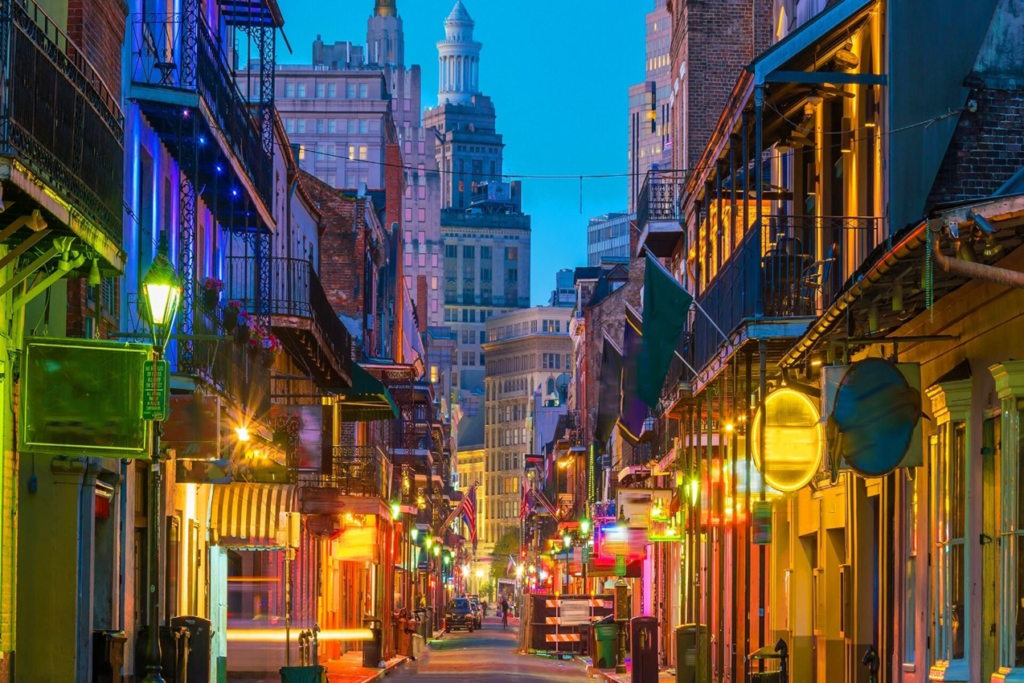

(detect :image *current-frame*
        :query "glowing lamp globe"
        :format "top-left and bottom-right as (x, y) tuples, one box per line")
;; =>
(140, 238), (182, 350)
(751, 388), (824, 492)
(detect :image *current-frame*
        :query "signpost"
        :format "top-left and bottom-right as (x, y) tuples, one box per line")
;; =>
(143, 360), (170, 421)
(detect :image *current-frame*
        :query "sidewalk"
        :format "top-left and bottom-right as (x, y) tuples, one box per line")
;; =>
(323, 652), (408, 683)
(580, 656), (675, 683)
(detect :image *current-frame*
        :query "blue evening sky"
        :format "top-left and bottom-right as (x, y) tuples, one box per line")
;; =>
(275, 0), (648, 305)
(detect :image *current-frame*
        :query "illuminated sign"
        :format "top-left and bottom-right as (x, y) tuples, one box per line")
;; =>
(751, 388), (823, 492)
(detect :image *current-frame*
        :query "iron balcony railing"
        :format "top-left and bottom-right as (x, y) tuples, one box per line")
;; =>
(1, 0), (124, 242)
(129, 12), (271, 207)
(187, 305), (272, 418)
(636, 169), (687, 233)
(299, 446), (392, 501)
(224, 256), (353, 378)
(692, 215), (880, 373)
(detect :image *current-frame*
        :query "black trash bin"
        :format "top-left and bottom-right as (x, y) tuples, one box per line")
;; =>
(362, 617), (383, 668)
(134, 626), (190, 683)
(675, 624), (707, 683)
(630, 616), (658, 683)
(93, 630), (127, 683)
(413, 609), (428, 639)
(171, 616), (212, 683)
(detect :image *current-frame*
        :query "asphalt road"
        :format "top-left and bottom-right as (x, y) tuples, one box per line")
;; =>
(391, 616), (592, 683)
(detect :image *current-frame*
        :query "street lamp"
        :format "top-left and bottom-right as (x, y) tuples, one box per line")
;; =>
(562, 534), (572, 595)
(140, 238), (181, 683)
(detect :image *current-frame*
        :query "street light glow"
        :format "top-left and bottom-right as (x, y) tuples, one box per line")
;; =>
(234, 426), (250, 442)
(475, 569), (484, 579)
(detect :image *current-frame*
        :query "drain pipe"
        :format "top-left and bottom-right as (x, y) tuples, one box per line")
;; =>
(932, 237), (1024, 288)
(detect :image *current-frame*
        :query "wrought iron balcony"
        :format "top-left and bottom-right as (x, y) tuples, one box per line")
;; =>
(129, 11), (272, 217)
(225, 256), (353, 390)
(0, 0), (124, 257)
(186, 305), (272, 419)
(298, 446), (392, 514)
(692, 214), (880, 373)
(636, 169), (687, 257)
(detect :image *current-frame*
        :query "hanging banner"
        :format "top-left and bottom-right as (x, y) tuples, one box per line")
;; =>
(165, 394), (222, 460)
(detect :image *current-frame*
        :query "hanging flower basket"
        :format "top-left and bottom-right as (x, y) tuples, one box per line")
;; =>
(223, 300), (242, 333)
(202, 277), (223, 310)
(262, 348), (280, 368)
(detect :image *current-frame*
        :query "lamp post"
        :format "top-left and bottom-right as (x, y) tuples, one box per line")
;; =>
(580, 519), (591, 595)
(562, 534), (572, 595)
(140, 239), (182, 683)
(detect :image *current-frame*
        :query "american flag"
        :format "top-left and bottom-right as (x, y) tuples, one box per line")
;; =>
(519, 477), (531, 523)
(462, 484), (477, 552)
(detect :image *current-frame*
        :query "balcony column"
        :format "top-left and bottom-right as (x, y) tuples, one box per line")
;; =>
(753, 85), (765, 318)
(729, 135), (739, 259)
(716, 160), (725, 272)
(741, 112), (750, 316)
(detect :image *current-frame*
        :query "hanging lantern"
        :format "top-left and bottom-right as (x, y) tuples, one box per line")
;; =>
(750, 388), (824, 492)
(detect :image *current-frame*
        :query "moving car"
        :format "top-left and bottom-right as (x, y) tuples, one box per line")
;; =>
(445, 598), (475, 633)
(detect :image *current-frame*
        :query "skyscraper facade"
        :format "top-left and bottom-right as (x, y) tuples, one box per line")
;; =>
(587, 212), (635, 266)
(627, 0), (672, 211)
(424, 2), (505, 211)
(267, 1), (445, 327)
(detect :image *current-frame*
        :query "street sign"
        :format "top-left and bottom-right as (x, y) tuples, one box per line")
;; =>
(582, 546), (589, 564)
(752, 501), (772, 545)
(143, 360), (170, 421)
(560, 599), (591, 626)
(615, 554), (626, 576)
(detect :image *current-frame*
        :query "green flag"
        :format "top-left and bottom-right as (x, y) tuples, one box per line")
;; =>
(638, 253), (693, 407)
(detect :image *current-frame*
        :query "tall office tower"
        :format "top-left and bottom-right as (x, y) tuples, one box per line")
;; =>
(627, 0), (672, 211)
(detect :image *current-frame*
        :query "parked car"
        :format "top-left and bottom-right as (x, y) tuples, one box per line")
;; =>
(468, 597), (482, 628)
(445, 598), (475, 633)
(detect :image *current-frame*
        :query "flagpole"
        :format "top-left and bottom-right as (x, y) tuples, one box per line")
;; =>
(674, 350), (699, 377)
(691, 299), (730, 345)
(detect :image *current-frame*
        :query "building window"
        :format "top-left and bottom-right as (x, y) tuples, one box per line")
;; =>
(285, 82), (295, 98)
(328, 119), (336, 133)
(360, 119), (369, 133)
(316, 83), (325, 98)
(297, 119), (306, 134)
(464, 246), (475, 259)
(405, 208), (413, 222)
(418, 253), (426, 267)
(297, 83), (306, 97)
(418, 186), (427, 200)
(431, 277), (438, 291)
(316, 119), (324, 133)
(348, 119), (358, 134)
(346, 83), (356, 98)
(286, 119), (294, 134)
(418, 208), (426, 222)
(328, 83), (337, 97)
(359, 146), (368, 161)
(359, 83), (368, 98)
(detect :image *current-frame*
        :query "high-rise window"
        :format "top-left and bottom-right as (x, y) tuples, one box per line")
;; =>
(316, 83), (325, 98)
(346, 83), (356, 98)
(297, 120), (306, 134)
(359, 146), (368, 161)
(285, 82), (295, 97)
(359, 83), (368, 98)
(328, 119), (336, 133)
(328, 83), (337, 97)
(360, 119), (369, 133)
(297, 83), (306, 97)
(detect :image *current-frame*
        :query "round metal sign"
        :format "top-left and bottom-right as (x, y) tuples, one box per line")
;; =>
(751, 388), (824, 492)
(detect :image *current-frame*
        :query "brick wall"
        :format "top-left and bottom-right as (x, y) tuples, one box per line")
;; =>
(672, 0), (773, 171)
(300, 172), (367, 350)
(926, 82), (1024, 207)
(67, 0), (127, 98)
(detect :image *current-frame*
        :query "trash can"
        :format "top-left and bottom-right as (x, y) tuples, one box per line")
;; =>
(93, 630), (127, 682)
(362, 617), (383, 668)
(413, 609), (428, 639)
(171, 616), (212, 683)
(134, 626), (190, 683)
(675, 624), (707, 683)
(593, 618), (619, 669)
(280, 665), (325, 683)
(425, 606), (434, 636)
(397, 616), (416, 657)
(630, 616), (658, 683)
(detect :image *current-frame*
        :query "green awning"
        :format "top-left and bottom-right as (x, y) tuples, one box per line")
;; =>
(336, 363), (399, 422)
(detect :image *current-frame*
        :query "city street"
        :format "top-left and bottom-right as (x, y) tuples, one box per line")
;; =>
(391, 616), (590, 683)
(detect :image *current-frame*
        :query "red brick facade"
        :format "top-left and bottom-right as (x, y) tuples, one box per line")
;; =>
(668, 0), (774, 172)
(67, 0), (127, 99)
(926, 82), (1024, 208)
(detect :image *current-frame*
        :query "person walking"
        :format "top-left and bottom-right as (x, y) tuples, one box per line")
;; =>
(501, 595), (510, 630)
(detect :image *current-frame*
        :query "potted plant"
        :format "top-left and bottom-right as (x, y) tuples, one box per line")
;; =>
(246, 324), (267, 356)
(262, 333), (283, 368)
(236, 310), (251, 344)
(202, 277), (224, 310)
(223, 299), (242, 333)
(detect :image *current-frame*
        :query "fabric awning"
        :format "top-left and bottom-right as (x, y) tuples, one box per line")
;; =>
(335, 363), (399, 422)
(211, 483), (296, 550)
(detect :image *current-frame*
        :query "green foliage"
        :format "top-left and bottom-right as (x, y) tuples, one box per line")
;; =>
(487, 529), (521, 585)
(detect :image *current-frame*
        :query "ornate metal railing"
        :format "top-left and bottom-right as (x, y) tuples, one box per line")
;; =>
(637, 169), (687, 233)
(692, 215), (880, 373)
(224, 256), (353, 378)
(298, 446), (392, 500)
(0, 0), (124, 241)
(129, 12), (272, 207)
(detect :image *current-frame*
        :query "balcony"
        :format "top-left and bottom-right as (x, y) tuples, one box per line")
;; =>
(298, 446), (392, 515)
(184, 306), (272, 419)
(636, 169), (686, 257)
(128, 11), (272, 225)
(225, 256), (353, 391)
(692, 214), (880, 374)
(0, 0), (124, 268)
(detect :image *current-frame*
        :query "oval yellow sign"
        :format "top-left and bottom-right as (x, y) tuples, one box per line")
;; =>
(751, 388), (824, 492)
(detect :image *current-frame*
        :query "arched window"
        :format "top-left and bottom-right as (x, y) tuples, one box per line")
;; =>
(547, 378), (555, 395)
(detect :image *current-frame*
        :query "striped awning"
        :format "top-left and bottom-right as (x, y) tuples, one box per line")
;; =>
(211, 483), (297, 550)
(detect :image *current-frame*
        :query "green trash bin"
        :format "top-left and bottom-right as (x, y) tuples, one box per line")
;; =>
(280, 665), (325, 683)
(594, 622), (619, 669)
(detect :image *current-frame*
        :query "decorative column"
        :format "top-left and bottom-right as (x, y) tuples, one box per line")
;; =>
(925, 378), (974, 683)
(990, 361), (1024, 682)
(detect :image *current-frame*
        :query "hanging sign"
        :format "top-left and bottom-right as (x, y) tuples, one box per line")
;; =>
(751, 388), (823, 492)
(752, 501), (772, 545)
